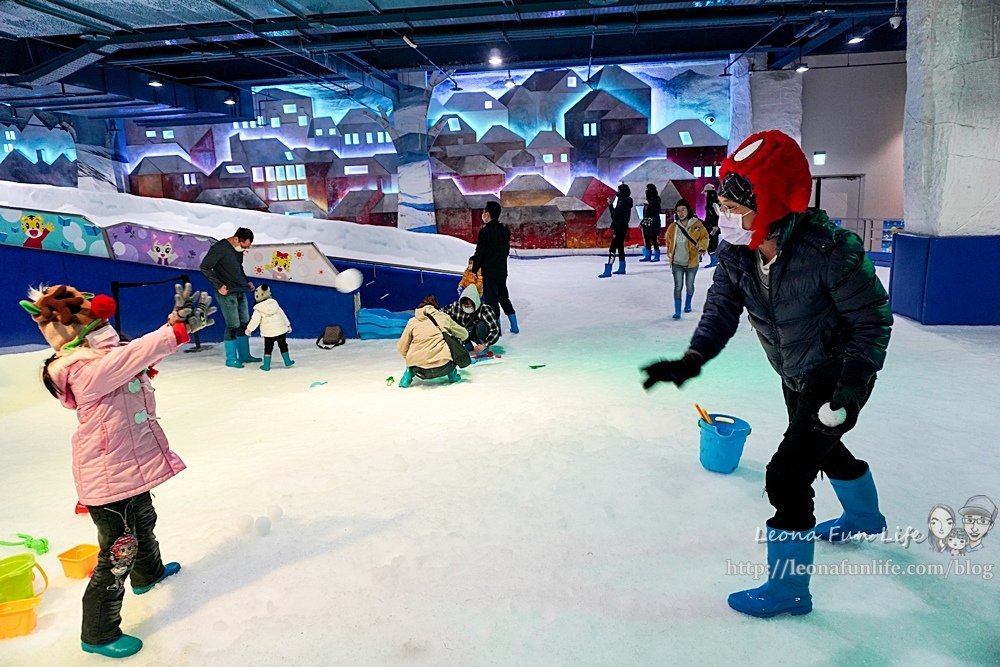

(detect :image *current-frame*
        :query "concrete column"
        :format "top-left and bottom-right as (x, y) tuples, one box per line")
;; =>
(393, 71), (436, 232)
(727, 56), (752, 154)
(750, 68), (803, 142)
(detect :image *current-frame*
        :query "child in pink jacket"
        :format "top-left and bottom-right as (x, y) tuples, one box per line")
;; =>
(20, 283), (214, 659)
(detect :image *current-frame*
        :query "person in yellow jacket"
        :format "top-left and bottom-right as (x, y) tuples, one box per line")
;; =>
(396, 295), (469, 388)
(665, 198), (710, 319)
(458, 255), (483, 295)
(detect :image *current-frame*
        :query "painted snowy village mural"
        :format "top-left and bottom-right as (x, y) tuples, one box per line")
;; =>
(0, 61), (730, 250)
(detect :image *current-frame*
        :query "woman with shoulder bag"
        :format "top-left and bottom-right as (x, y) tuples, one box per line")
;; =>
(665, 198), (710, 319)
(639, 183), (662, 262)
(396, 295), (469, 388)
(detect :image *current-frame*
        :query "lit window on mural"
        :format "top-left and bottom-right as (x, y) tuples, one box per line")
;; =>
(344, 165), (368, 175)
(276, 165), (286, 180)
(543, 154), (553, 164)
(2, 144), (12, 153)
(284, 151), (294, 161)
(316, 128), (324, 136)
(145, 130), (157, 138)
(232, 122), (239, 129)
(715, 165), (721, 176)
(183, 173), (197, 185)
(560, 154), (568, 163)
(377, 131), (386, 143)
(484, 100), (493, 109)
(568, 76), (577, 88)
(283, 103), (297, 114)
(4, 131), (14, 140)
(295, 164), (306, 179)
(297, 184), (308, 199)
(162, 130), (175, 139)
(298, 116), (308, 126)
(256, 115), (265, 125)
(267, 186), (277, 199)
(277, 185), (288, 200)
(242, 121), (249, 129)
(447, 118), (460, 132)
(250, 121), (257, 128)
(265, 166), (276, 181)
(226, 165), (246, 174)
(252, 167), (264, 182)
(271, 118), (281, 128)
(679, 131), (693, 146)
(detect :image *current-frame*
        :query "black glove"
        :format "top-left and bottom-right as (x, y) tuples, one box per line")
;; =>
(642, 350), (703, 390)
(184, 291), (217, 334)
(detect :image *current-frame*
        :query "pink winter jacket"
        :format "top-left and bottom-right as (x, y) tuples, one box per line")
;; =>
(48, 324), (187, 506)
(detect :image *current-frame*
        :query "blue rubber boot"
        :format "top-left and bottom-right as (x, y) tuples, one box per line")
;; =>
(685, 293), (694, 313)
(598, 261), (613, 278)
(728, 527), (814, 618)
(639, 247), (652, 262)
(281, 351), (295, 367)
(815, 466), (887, 541)
(448, 368), (461, 383)
(708, 253), (718, 267)
(82, 635), (143, 658)
(236, 335), (261, 363)
(672, 298), (682, 320)
(508, 314), (519, 334)
(133, 562), (181, 595)
(398, 368), (413, 388)
(224, 339), (243, 368)
(652, 249), (660, 262)
(613, 259), (626, 275)
(260, 355), (271, 371)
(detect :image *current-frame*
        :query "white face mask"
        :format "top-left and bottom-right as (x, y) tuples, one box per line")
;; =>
(235, 246), (247, 253)
(716, 209), (754, 246)
(85, 324), (120, 349)
(462, 305), (475, 314)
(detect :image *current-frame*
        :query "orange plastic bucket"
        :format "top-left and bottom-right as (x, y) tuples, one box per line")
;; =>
(0, 595), (44, 640)
(58, 545), (100, 579)
(0, 555), (47, 603)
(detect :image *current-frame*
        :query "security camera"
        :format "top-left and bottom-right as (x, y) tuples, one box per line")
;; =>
(889, 14), (902, 29)
(704, 114), (716, 125)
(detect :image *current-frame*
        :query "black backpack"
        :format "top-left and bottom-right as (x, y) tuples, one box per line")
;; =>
(316, 324), (346, 349)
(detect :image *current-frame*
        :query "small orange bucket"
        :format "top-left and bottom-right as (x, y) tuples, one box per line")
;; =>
(0, 594), (44, 640)
(57, 545), (99, 579)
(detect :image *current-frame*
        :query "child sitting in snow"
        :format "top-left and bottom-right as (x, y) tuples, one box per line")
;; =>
(20, 282), (214, 659)
(245, 284), (294, 371)
(458, 255), (483, 296)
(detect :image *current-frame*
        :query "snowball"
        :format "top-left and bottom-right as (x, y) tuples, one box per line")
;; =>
(267, 505), (284, 521)
(237, 515), (254, 534)
(818, 402), (847, 427)
(254, 516), (272, 536)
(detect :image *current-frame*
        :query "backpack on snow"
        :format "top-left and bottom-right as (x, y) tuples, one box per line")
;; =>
(316, 324), (346, 349)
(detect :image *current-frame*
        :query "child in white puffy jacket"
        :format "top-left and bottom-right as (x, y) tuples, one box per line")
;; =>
(245, 284), (294, 370)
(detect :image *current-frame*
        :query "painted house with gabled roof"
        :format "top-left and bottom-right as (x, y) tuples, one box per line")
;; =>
(440, 92), (509, 133)
(128, 154), (204, 202)
(564, 91), (647, 173)
(500, 173), (564, 208)
(598, 134), (668, 183)
(431, 114), (477, 148)
(499, 68), (587, 137)
(337, 109), (393, 155)
(479, 125), (526, 162)
(588, 64), (652, 123)
(547, 196), (598, 248)
(656, 119), (728, 198)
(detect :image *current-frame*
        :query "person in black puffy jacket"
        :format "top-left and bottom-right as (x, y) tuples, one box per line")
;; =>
(599, 183), (633, 277)
(472, 201), (518, 334)
(641, 130), (893, 620)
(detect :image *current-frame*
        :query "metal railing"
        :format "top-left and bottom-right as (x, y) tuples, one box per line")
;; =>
(829, 218), (905, 253)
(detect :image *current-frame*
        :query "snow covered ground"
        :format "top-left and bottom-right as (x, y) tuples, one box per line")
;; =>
(2, 255), (999, 666)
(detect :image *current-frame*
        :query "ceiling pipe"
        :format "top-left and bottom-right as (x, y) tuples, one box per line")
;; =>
(771, 18), (856, 69)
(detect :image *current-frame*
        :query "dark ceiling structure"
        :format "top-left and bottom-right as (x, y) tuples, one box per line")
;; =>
(0, 0), (907, 124)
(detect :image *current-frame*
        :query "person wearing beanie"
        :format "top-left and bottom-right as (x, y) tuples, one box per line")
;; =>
(664, 198), (710, 319)
(20, 282), (215, 658)
(640, 130), (893, 619)
(200, 226), (258, 368)
(245, 284), (294, 371)
(599, 183), (633, 278)
(472, 201), (519, 334)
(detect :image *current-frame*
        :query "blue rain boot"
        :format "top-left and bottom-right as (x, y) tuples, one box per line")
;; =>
(398, 368), (413, 388)
(508, 314), (519, 334)
(133, 562), (181, 595)
(672, 298), (682, 320)
(685, 293), (694, 313)
(236, 335), (261, 363)
(82, 635), (143, 658)
(815, 465), (887, 541)
(260, 355), (271, 371)
(281, 351), (295, 367)
(224, 339), (244, 368)
(448, 368), (461, 383)
(639, 247), (652, 262)
(613, 259), (626, 275)
(728, 527), (814, 618)
(598, 261), (613, 278)
(708, 253), (718, 267)
(651, 249), (660, 262)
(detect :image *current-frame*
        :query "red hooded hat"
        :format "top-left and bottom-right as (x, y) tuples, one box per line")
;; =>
(719, 130), (813, 249)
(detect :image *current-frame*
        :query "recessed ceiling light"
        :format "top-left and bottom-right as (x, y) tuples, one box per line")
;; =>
(489, 56), (503, 66)
(224, 95), (237, 105)
(796, 63), (809, 73)
(848, 35), (865, 44)
(148, 78), (163, 88)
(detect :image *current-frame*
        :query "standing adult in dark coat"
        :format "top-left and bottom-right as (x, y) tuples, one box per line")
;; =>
(599, 183), (633, 278)
(703, 183), (721, 266)
(472, 200), (518, 334)
(638, 183), (662, 263)
(641, 130), (893, 619)
(200, 227), (259, 368)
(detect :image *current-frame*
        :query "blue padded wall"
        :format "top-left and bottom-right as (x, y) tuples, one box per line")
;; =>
(2, 244), (357, 347)
(330, 258), (462, 313)
(890, 233), (1000, 325)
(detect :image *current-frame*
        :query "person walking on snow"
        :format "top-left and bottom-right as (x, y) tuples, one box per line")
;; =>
(245, 284), (294, 371)
(640, 130), (893, 619)
(665, 198), (709, 319)
(599, 183), (633, 278)
(638, 183), (662, 263)
(200, 227), (258, 368)
(20, 282), (214, 658)
(472, 201), (518, 334)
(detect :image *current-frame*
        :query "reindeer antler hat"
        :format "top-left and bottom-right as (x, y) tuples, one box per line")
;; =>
(19, 284), (117, 351)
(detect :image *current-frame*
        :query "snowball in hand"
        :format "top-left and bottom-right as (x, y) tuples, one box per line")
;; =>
(818, 402), (847, 427)
(334, 268), (363, 293)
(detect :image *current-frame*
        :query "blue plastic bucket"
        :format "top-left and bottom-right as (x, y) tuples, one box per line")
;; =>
(698, 413), (752, 474)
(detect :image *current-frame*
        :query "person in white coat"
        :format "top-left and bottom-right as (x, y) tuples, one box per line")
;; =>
(245, 284), (293, 371)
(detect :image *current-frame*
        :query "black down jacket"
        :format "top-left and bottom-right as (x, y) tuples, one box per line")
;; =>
(472, 221), (511, 278)
(689, 209), (892, 391)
